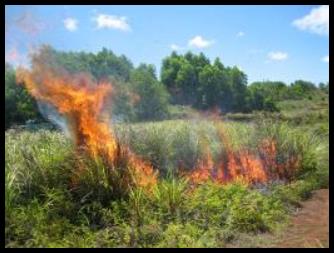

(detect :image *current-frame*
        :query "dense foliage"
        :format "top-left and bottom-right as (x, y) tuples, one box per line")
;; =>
(5, 46), (328, 129)
(130, 64), (170, 121)
(161, 51), (328, 113)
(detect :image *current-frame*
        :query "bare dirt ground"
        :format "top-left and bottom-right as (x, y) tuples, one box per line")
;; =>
(227, 189), (329, 248)
(275, 189), (329, 248)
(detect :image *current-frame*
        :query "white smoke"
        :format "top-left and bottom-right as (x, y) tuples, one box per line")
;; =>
(37, 101), (70, 137)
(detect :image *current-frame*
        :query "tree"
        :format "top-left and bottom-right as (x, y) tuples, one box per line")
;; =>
(109, 78), (136, 122)
(161, 51), (211, 105)
(5, 63), (42, 129)
(289, 80), (317, 99)
(91, 48), (133, 81)
(161, 52), (184, 103)
(212, 58), (233, 112)
(175, 62), (197, 104)
(38, 45), (134, 82)
(248, 81), (288, 101)
(228, 67), (248, 112)
(196, 60), (231, 110)
(319, 82), (329, 94)
(131, 64), (170, 121)
(247, 87), (265, 111)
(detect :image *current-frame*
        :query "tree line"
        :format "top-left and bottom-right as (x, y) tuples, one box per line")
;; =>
(161, 51), (328, 112)
(5, 46), (329, 129)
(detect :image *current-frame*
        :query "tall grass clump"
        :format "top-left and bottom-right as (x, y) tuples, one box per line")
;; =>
(254, 119), (328, 185)
(5, 130), (73, 201)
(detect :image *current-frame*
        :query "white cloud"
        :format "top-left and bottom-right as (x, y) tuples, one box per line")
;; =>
(268, 51), (288, 61)
(188, 35), (214, 49)
(237, 31), (245, 37)
(170, 44), (183, 51)
(322, 55), (329, 63)
(63, 18), (78, 32)
(94, 14), (130, 31)
(292, 5), (329, 36)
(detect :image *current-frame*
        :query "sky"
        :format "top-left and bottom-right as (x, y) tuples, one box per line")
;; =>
(5, 5), (329, 85)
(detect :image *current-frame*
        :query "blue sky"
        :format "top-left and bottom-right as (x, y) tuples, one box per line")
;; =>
(5, 5), (329, 84)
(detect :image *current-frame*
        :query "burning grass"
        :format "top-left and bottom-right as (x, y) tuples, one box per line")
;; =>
(13, 55), (309, 192)
(185, 131), (300, 186)
(5, 118), (328, 247)
(16, 60), (303, 198)
(16, 66), (157, 194)
(114, 119), (305, 186)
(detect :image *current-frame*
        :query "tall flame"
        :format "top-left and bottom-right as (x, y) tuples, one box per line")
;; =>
(16, 67), (157, 191)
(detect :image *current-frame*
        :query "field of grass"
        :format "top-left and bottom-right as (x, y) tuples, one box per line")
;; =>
(5, 114), (328, 247)
(225, 97), (328, 129)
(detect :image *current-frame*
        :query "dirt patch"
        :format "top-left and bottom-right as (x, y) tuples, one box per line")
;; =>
(275, 189), (329, 248)
(226, 189), (329, 248)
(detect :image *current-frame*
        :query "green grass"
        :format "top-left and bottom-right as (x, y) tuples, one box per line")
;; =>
(167, 105), (201, 120)
(5, 117), (328, 248)
(223, 97), (328, 130)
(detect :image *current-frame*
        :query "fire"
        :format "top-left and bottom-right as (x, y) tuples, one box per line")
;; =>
(259, 138), (300, 181)
(187, 147), (215, 183)
(186, 123), (300, 186)
(14, 48), (298, 191)
(16, 67), (157, 191)
(224, 150), (268, 184)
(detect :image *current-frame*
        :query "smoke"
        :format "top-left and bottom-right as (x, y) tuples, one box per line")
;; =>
(5, 7), (47, 68)
(6, 47), (19, 62)
(37, 101), (70, 137)
(5, 45), (31, 68)
(14, 10), (46, 36)
(16, 47), (158, 191)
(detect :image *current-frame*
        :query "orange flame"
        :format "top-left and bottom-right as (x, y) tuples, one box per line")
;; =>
(186, 123), (300, 186)
(187, 147), (215, 183)
(16, 67), (157, 191)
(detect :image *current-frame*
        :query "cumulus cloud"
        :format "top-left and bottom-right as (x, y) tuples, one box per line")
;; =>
(292, 5), (329, 36)
(188, 35), (214, 48)
(170, 44), (185, 51)
(63, 18), (78, 31)
(94, 14), (131, 31)
(237, 31), (245, 37)
(268, 51), (288, 61)
(322, 55), (329, 63)
(171, 36), (215, 51)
